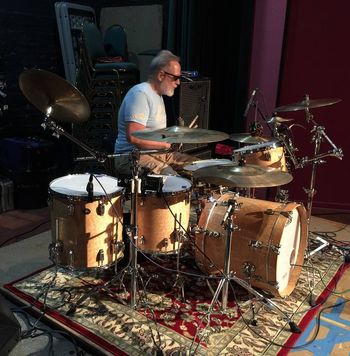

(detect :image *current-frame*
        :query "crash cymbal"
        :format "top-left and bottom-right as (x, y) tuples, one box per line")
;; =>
(131, 126), (229, 144)
(19, 69), (90, 122)
(266, 116), (294, 124)
(229, 133), (272, 144)
(275, 98), (341, 112)
(193, 163), (293, 188)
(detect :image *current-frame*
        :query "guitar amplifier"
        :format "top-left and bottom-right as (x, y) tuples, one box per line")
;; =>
(165, 78), (211, 153)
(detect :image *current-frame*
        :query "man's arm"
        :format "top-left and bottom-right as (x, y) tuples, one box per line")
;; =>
(126, 122), (171, 150)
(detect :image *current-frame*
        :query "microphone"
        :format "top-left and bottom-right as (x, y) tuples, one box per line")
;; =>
(86, 174), (94, 202)
(221, 199), (235, 225)
(243, 88), (258, 117)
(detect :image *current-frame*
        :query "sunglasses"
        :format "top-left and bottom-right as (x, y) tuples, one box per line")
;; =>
(162, 70), (181, 81)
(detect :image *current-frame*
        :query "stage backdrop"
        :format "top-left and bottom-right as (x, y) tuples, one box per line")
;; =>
(277, 0), (350, 211)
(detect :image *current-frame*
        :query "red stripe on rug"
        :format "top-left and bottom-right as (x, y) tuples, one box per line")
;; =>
(277, 262), (350, 355)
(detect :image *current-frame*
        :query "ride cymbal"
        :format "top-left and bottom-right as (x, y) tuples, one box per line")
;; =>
(275, 98), (341, 112)
(229, 133), (272, 144)
(19, 69), (90, 123)
(193, 163), (293, 188)
(131, 126), (229, 144)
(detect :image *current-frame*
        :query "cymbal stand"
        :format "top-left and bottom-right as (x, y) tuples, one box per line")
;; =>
(41, 109), (106, 162)
(128, 150), (142, 308)
(205, 198), (301, 333)
(173, 227), (186, 302)
(298, 96), (343, 258)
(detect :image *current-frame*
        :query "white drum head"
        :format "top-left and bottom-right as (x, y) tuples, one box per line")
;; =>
(184, 159), (232, 172)
(276, 208), (301, 293)
(148, 174), (192, 193)
(49, 174), (122, 198)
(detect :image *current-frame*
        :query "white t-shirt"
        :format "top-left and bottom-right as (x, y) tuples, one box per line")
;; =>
(115, 82), (166, 153)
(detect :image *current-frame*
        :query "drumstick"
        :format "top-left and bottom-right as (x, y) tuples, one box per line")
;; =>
(189, 115), (199, 128)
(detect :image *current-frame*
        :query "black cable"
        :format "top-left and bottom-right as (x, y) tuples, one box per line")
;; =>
(0, 219), (50, 248)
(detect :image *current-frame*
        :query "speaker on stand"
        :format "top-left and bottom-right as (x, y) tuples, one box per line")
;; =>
(165, 78), (212, 157)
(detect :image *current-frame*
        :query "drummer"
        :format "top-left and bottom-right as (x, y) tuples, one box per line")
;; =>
(114, 50), (197, 176)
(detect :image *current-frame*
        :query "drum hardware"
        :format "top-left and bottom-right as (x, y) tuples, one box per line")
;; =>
(295, 95), (343, 235)
(249, 240), (281, 254)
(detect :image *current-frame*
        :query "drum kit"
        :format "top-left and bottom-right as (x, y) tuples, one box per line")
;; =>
(18, 69), (343, 333)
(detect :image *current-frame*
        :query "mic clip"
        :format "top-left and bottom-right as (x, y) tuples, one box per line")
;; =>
(86, 174), (94, 202)
(221, 199), (236, 226)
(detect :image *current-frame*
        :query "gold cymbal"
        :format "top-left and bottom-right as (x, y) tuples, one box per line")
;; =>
(275, 98), (341, 112)
(19, 69), (90, 123)
(229, 133), (272, 144)
(131, 126), (229, 144)
(193, 163), (293, 188)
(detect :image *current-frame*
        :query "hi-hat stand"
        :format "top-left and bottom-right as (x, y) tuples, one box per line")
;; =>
(206, 196), (301, 333)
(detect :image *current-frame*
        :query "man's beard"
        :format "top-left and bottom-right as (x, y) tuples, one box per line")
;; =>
(164, 88), (175, 97)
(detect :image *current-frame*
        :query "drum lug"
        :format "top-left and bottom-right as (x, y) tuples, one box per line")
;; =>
(96, 249), (105, 265)
(48, 240), (63, 264)
(249, 240), (280, 254)
(68, 249), (75, 269)
(113, 241), (125, 254)
(139, 235), (145, 245)
(205, 230), (221, 238)
(280, 211), (293, 225)
(264, 209), (275, 215)
(264, 208), (293, 225)
(96, 202), (105, 216)
(242, 261), (256, 277)
(82, 208), (91, 215)
(162, 238), (169, 249)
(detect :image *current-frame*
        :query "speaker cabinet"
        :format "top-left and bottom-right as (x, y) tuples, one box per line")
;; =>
(0, 295), (21, 355)
(165, 78), (211, 152)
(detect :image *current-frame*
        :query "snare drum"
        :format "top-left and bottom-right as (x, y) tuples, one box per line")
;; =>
(234, 141), (287, 171)
(195, 193), (307, 297)
(49, 174), (124, 268)
(137, 175), (192, 254)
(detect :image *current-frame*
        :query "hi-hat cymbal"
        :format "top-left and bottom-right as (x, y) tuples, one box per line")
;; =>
(229, 133), (272, 144)
(131, 126), (229, 144)
(19, 69), (90, 123)
(275, 98), (341, 112)
(193, 163), (293, 188)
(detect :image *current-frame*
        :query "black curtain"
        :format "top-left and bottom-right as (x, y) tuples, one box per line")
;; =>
(166, 0), (255, 136)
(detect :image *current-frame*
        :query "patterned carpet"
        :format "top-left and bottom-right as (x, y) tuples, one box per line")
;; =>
(2, 244), (349, 355)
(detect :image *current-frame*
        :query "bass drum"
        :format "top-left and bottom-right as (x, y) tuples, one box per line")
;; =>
(49, 174), (124, 269)
(195, 193), (307, 297)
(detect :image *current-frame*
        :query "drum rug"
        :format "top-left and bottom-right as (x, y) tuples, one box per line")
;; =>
(2, 248), (349, 355)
